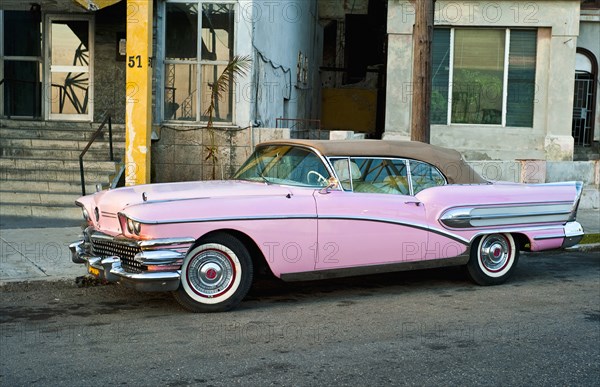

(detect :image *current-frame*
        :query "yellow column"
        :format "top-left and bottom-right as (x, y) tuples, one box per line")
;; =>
(125, 0), (153, 186)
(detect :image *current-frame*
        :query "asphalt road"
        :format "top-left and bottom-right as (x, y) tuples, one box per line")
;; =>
(1, 251), (599, 386)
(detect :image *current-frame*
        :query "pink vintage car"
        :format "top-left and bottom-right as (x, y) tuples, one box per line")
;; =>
(70, 140), (584, 312)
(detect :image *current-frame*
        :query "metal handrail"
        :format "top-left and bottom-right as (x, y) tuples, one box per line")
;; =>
(79, 111), (114, 196)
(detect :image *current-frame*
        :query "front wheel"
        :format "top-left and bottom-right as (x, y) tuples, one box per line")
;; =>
(467, 233), (519, 286)
(174, 233), (253, 312)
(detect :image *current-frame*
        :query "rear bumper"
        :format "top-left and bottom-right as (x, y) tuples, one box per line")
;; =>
(561, 221), (584, 249)
(69, 230), (194, 292)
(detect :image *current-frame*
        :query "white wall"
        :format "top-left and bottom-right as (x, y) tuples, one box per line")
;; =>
(385, 0), (581, 161)
(579, 9), (600, 142)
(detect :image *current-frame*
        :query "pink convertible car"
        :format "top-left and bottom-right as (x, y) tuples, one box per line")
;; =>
(70, 140), (584, 312)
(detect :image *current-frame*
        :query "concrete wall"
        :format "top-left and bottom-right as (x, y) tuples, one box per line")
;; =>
(93, 5), (126, 123)
(385, 0), (581, 161)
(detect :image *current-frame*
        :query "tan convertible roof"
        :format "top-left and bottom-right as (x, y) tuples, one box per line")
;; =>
(259, 139), (486, 185)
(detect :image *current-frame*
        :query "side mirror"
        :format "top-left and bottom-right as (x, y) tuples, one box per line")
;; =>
(319, 177), (339, 194)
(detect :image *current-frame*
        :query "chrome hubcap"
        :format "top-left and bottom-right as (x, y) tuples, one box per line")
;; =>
(480, 235), (510, 272)
(187, 249), (235, 297)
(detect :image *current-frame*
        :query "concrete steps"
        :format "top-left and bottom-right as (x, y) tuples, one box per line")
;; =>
(0, 119), (124, 220)
(574, 144), (600, 161)
(0, 203), (82, 219)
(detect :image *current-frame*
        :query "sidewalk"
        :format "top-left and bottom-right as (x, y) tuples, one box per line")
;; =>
(0, 210), (598, 284)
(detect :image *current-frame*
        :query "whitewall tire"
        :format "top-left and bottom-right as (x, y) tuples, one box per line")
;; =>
(467, 233), (519, 286)
(174, 233), (253, 312)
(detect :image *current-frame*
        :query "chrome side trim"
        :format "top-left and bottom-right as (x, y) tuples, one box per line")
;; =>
(125, 214), (318, 225)
(468, 224), (567, 244)
(281, 254), (470, 282)
(569, 181), (584, 221)
(440, 202), (573, 229)
(123, 213), (470, 245)
(533, 234), (564, 241)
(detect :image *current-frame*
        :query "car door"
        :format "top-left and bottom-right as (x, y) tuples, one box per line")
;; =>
(313, 157), (430, 270)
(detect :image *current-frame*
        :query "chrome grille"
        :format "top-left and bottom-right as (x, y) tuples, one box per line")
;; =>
(91, 239), (143, 273)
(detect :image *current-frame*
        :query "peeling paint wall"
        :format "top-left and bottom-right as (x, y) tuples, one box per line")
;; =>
(93, 4), (126, 123)
(251, 0), (322, 129)
(151, 0), (321, 182)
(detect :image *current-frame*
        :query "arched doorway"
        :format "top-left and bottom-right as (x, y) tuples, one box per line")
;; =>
(572, 48), (598, 147)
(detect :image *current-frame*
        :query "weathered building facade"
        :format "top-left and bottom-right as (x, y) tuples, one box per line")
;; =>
(1, 0), (598, 218)
(0, 0), (321, 217)
(385, 0), (586, 161)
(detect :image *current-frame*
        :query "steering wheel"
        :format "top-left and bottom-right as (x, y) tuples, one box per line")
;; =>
(307, 170), (329, 186)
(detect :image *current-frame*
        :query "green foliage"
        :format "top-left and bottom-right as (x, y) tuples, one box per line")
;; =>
(204, 55), (252, 179)
(580, 233), (600, 245)
(451, 69), (503, 124)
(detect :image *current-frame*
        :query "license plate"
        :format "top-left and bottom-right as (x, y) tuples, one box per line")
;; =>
(88, 266), (100, 277)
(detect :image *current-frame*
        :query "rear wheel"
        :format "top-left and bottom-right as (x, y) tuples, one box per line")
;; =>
(174, 233), (253, 312)
(467, 233), (519, 285)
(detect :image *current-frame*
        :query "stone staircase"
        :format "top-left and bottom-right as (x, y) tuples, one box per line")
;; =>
(0, 119), (125, 220)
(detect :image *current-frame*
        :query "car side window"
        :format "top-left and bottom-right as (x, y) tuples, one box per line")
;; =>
(331, 157), (411, 195)
(409, 160), (446, 194)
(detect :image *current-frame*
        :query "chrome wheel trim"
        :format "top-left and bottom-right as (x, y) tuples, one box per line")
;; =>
(477, 234), (515, 278)
(181, 243), (242, 305)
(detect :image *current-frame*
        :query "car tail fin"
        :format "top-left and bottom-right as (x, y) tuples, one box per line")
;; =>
(568, 181), (584, 222)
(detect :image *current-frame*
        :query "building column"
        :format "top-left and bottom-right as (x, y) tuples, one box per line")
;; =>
(125, 0), (153, 185)
(544, 34), (578, 161)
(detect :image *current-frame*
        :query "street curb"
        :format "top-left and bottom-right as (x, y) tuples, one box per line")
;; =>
(566, 243), (600, 253)
(0, 276), (78, 287)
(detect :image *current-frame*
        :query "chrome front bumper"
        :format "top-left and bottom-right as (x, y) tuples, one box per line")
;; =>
(562, 221), (584, 248)
(69, 230), (194, 292)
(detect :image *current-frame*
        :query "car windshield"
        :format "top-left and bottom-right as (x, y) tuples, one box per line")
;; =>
(233, 145), (331, 187)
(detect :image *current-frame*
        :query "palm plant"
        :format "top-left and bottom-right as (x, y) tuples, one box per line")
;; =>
(204, 55), (252, 179)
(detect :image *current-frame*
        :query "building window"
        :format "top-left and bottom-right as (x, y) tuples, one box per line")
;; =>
(163, 1), (235, 123)
(581, 0), (600, 9)
(431, 28), (537, 127)
(1, 10), (43, 118)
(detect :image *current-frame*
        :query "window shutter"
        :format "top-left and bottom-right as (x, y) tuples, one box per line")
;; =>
(431, 28), (451, 124)
(506, 30), (537, 127)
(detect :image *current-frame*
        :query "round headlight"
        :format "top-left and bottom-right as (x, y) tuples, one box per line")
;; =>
(82, 208), (90, 221)
(133, 221), (141, 235)
(127, 218), (134, 233)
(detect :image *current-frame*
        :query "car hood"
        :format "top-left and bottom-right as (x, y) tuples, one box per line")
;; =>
(76, 180), (292, 233)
